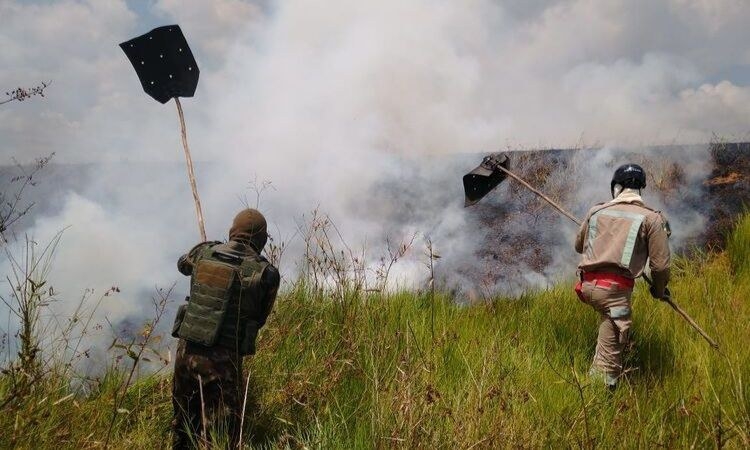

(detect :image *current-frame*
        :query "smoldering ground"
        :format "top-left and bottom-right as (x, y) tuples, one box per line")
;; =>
(0, 143), (725, 359)
(2, 0), (750, 366)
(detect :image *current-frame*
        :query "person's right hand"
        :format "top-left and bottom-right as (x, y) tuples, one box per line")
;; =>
(650, 285), (671, 301)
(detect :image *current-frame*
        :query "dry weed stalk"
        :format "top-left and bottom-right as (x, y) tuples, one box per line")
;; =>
(103, 285), (173, 448)
(424, 238), (440, 343)
(0, 231), (113, 411)
(264, 224), (295, 270)
(242, 175), (294, 269)
(237, 369), (253, 448)
(242, 175), (276, 210)
(296, 209), (420, 300)
(374, 233), (417, 292)
(0, 81), (50, 106)
(1, 233), (63, 389)
(297, 209), (366, 298)
(0, 153), (54, 243)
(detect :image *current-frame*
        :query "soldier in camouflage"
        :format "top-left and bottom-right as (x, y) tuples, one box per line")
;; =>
(171, 209), (280, 449)
(574, 164), (671, 390)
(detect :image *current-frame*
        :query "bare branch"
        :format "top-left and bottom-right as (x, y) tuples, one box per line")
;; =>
(0, 81), (51, 106)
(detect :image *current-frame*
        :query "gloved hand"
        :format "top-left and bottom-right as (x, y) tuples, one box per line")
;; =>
(650, 286), (671, 301)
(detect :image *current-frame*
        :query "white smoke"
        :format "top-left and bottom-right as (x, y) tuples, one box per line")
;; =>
(1, 0), (749, 353)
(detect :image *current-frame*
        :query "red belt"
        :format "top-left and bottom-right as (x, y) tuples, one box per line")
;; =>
(582, 272), (634, 289)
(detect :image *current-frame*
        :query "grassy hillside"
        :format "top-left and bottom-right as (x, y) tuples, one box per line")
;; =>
(1, 216), (749, 449)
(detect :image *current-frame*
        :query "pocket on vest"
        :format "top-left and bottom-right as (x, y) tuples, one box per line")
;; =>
(240, 321), (260, 355)
(171, 303), (187, 338)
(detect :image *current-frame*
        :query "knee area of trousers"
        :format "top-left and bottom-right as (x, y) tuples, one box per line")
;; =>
(609, 306), (631, 319)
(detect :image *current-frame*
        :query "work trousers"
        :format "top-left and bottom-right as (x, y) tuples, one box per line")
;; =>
(579, 280), (633, 385)
(172, 339), (243, 449)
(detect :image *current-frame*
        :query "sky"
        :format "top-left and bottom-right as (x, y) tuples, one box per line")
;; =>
(3, 0), (750, 165)
(1, 0), (749, 360)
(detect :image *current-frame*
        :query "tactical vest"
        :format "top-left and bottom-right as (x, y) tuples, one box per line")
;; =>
(176, 244), (269, 355)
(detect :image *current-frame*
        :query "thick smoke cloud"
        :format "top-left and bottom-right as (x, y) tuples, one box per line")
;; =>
(1, 0), (749, 353)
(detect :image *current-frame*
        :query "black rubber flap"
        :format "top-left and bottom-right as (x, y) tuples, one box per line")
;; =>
(463, 153), (510, 206)
(120, 25), (199, 104)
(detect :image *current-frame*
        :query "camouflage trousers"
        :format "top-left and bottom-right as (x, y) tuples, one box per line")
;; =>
(578, 280), (633, 387)
(172, 339), (243, 449)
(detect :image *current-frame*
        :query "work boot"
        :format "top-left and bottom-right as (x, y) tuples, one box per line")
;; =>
(588, 366), (618, 391)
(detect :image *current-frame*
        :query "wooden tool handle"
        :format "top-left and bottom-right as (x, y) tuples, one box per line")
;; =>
(493, 165), (583, 226)
(175, 98), (206, 241)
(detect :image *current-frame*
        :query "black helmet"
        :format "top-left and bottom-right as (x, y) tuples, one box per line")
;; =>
(611, 163), (646, 197)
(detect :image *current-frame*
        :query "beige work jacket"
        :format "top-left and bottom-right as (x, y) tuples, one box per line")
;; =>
(575, 192), (671, 295)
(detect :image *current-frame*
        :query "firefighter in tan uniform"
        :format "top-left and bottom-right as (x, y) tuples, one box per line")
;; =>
(574, 163), (671, 389)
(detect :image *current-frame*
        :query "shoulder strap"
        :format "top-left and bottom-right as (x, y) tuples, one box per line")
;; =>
(240, 252), (268, 272)
(196, 242), (222, 260)
(186, 240), (219, 257)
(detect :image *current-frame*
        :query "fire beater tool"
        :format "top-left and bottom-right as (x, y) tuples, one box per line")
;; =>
(120, 25), (206, 241)
(463, 152), (719, 349)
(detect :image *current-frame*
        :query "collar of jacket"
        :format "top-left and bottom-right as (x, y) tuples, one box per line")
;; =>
(227, 239), (260, 255)
(609, 189), (643, 206)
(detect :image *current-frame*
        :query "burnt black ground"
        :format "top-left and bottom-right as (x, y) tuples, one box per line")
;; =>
(461, 143), (749, 290)
(704, 142), (750, 246)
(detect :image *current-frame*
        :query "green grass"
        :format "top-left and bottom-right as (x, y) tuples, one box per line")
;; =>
(728, 209), (750, 277)
(1, 217), (749, 449)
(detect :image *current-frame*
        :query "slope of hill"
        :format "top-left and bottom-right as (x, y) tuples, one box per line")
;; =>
(1, 214), (747, 449)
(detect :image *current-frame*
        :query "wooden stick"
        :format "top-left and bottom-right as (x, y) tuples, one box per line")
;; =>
(642, 275), (719, 349)
(494, 165), (583, 226)
(198, 374), (207, 446)
(238, 368), (252, 448)
(666, 299), (719, 348)
(175, 97), (206, 241)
